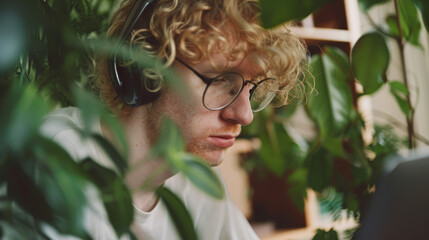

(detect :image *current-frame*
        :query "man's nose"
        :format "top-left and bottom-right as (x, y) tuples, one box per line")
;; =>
(220, 85), (254, 126)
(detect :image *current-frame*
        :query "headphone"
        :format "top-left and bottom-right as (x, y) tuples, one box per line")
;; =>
(107, 0), (160, 107)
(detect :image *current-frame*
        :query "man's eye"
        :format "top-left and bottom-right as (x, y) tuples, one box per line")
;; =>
(229, 88), (237, 95)
(212, 77), (230, 86)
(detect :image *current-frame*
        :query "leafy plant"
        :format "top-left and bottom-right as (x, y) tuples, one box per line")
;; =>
(0, 0), (223, 239)
(249, 0), (429, 238)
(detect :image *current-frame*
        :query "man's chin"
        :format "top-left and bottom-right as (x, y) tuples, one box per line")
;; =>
(190, 149), (225, 167)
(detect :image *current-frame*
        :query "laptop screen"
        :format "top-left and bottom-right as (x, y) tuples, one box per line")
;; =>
(356, 149), (429, 240)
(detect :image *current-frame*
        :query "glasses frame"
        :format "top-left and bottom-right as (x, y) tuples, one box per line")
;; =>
(175, 58), (276, 112)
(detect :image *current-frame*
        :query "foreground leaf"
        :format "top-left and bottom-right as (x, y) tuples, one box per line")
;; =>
(156, 187), (198, 240)
(175, 153), (224, 199)
(152, 117), (223, 199)
(90, 133), (127, 176)
(6, 160), (54, 224)
(73, 87), (128, 160)
(80, 158), (133, 238)
(31, 137), (90, 238)
(0, 83), (50, 153)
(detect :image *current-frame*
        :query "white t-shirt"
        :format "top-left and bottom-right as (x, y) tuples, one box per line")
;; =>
(41, 107), (259, 240)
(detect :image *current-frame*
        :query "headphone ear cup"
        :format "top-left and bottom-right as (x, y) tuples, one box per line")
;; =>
(111, 60), (161, 107)
(114, 61), (141, 106)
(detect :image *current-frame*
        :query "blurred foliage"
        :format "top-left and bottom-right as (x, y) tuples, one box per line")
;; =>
(0, 0), (223, 239)
(251, 0), (425, 238)
(312, 228), (339, 240)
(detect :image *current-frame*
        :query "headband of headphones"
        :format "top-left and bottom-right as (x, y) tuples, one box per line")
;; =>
(107, 0), (159, 107)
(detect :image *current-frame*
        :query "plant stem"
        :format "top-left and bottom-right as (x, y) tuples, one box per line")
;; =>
(394, 0), (415, 149)
(373, 110), (429, 145)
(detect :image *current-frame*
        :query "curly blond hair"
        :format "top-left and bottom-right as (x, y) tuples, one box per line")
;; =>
(96, 0), (307, 115)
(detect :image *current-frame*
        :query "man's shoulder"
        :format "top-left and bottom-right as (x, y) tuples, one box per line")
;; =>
(40, 107), (104, 162)
(40, 106), (85, 139)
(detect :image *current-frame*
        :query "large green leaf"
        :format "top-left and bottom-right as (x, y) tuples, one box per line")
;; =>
(397, 0), (421, 46)
(90, 133), (128, 176)
(156, 186), (198, 240)
(152, 117), (224, 199)
(324, 47), (354, 82)
(308, 51), (353, 140)
(73, 87), (128, 169)
(79, 158), (134, 238)
(0, 83), (50, 153)
(351, 32), (390, 95)
(358, 0), (391, 11)
(412, 0), (429, 32)
(258, 0), (337, 29)
(150, 117), (184, 159)
(31, 137), (91, 238)
(6, 161), (54, 225)
(174, 153), (224, 199)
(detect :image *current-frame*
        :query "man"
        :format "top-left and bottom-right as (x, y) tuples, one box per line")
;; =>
(43, 0), (306, 239)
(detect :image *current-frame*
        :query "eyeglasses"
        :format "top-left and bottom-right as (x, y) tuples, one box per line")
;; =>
(175, 58), (279, 112)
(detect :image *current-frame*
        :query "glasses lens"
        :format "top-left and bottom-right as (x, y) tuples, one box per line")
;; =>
(203, 73), (243, 110)
(250, 78), (279, 112)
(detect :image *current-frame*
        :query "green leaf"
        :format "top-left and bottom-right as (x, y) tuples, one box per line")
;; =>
(100, 112), (129, 160)
(351, 32), (390, 95)
(358, 0), (391, 11)
(398, 0), (421, 46)
(73, 87), (128, 161)
(172, 153), (224, 200)
(150, 117), (185, 159)
(259, 121), (308, 175)
(308, 52), (353, 140)
(6, 161), (54, 224)
(151, 117), (223, 199)
(312, 228), (339, 240)
(0, 2), (27, 73)
(307, 148), (333, 192)
(389, 81), (411, 117)
(386, 14), (400, 36)
(258, 0), (337, 29)
(31, 137), (90, 238)
(287, 168), (308, 211)
(276, 104), (298, 119)
(90, 133), (128, 176)
(389, 80), (409, 94)
(0, 83), (50, 152)
(156, 187), (198, 240)
(324, 47), (354, 81)
(77, 38), (187, 99)
(323, 138), (344, 157)
(412, 0), (429, 32)
(79, 158), (133, 238)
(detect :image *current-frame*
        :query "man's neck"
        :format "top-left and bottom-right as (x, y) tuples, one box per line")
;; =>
(101, 109), (174, 212)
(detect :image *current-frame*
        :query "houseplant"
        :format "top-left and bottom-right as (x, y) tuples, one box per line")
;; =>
(244, 0), (429, 238)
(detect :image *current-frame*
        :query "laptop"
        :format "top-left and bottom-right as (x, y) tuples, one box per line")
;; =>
(355, 149), (429, 240)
